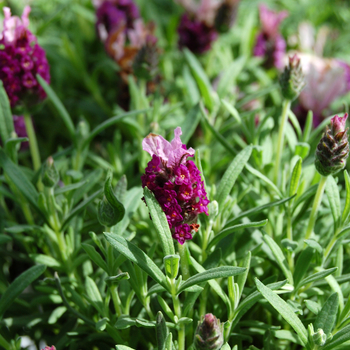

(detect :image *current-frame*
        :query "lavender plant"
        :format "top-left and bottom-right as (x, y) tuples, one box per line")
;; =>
(1, 1), (350, 350)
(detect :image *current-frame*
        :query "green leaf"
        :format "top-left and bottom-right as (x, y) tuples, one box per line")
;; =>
(116, 346), (136, 350)
(36, 74), (75, 138)
(302, 110), (313, 142)
(157, 296), (175, 322)
(115, 175), (127, 203)
(314, 293), (339, 335)
(342, 170), (350, 224)
(177, 266), (246, 295)
(29, 254), (61, 269)
(180, 103), (201, 144)
(216, 145), (252, 208)
(84, 109), (149, 148)
(0, 150), (42, 215)
(289, 157), (302, 197)
(183, 48), (214, 111)
(305, 300), (321, 315)
(226, 195), (295, 226)
(207, 220), (267, 250)
(85, 276), (104, 315)
(104, 232), (167, 289)
(48, 306), (67, 324)
(246, 163), (283, 198)
(144, 187), (175, 256)
(200, 102), (236, 156)
(237, 251), (251, 299)
(156, 311), (169, 350)
(163, 255), (180, 280)
(293, 247), (315, 288)
(62, 189), (103, 229)
(82, 243), (108, 272)
(190, 256), (231, 309)
(221, 100), (241, 123)
(322, 324), (350, 350)
(255, 279), (308, 347)
(298, 267), (337, 289)
(263, 235), (293, 284)
(217, 56), (246, 98)
(0, 265), (46, 320)
(325, 176), (342, 233)
(0, 80), (14, 144)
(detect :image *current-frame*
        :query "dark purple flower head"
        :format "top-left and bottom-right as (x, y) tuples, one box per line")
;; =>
(142, 127), (209, 245)
(0, 6), (50, 107)
(95, 0), (140, 41)
(253, 4), (288, 69)
(178, 13), (218, 54)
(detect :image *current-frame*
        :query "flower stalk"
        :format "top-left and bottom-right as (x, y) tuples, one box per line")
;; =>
(23, 111), (41, 172)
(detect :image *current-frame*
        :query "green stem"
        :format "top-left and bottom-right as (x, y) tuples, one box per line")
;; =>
(286, 206), (294, 272)
(305, 176), (328, 240)
(178, 242), (190, 280)
(110, 286), (122, 317)
(170, 277), (185, 350)
(324, 235), (338, 262)
(273, 99), (291, 185)
(23, 111), (41, 172)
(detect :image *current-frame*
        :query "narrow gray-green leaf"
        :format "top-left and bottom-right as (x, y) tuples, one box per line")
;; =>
(342, 170), (350, 224)
(104, 232), (167, 289)
(0, 80), (14, 144)
(326, 175), (341, 233)
(237, 251), (251, 298)
(255, 279), (308, 346)
(221, 100), (241, 123)
(289, 157), (302, 197)
(156, 311), (169, 350)
(177, 266), (246, 295)
(0, 265), (46, 320)
(183, 48), (213, 111)
(207, 220), (267, 250)
(36, 74), (75, 138)
(314, 293), (338, 335)
(180, 103), (201, 144)
(263, 235), (293, 284)
(294, 247), (314, 288)
(322, 324), (350, 350)
(0, 150), (42, 215)
(216, 146), (252, 208)
(298, 267), (337, 288)
(82, 243), (108, 272)
(144, 187), (175, 256)
(246, 163), (282, 198)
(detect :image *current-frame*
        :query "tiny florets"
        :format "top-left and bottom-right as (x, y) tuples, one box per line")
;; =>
(142, 127), (209, 244)
(0, 6), (50, 107)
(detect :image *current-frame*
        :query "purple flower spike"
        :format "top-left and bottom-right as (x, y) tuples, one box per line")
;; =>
(331, 114), (348, 135)
(0, 6), (50, 107)
(253, 4), (288, 69)
(142, 127), (209, 245)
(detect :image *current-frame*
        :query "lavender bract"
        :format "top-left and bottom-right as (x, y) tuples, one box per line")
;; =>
(253, 4), (288, 69)
(141, 127), (209, 245)
(0, 6), (50, 107)
(13, 115), (29, 149)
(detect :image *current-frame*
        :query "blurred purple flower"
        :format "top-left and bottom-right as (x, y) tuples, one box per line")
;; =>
(141, 127), (209, 245)
(253, 4), (288, 69)
(176, 0), (220, 54)
(296, 53), (350, 125)
(42, 347), (56, 350)
(0, 6), (50, 107)
(95, 0), (140, 42)
(13, 115), (29, 149)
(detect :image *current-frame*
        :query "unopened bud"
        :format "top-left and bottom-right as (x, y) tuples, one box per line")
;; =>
(315, 114), (349, 176)
(194, 314), (223, 350)
(312, 328), (327, 346)
(98, 172), (125, 226)
(133, 35), (159, 81)
(279, 55), (305, 101)
(214, 0), (240, 33)
(42, 157), (59, 187)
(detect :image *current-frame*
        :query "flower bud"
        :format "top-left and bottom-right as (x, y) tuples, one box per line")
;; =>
(132, 34), (159, 81)
(312, 329), (327, 346)
(42, 347), (56, 350)
(41, 157), (59, 188)
(98, 172), (125, 227)
(315, 114), (349, 176)
(193, 314), (223, 350)
(279, 55), (305, 101)
(214, 0), (240, 33)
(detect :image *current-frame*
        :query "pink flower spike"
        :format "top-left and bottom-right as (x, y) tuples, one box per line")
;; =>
(259, 4), (288, 38)
(331, 114), (348, 135)
(142, 127), (195, 167)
